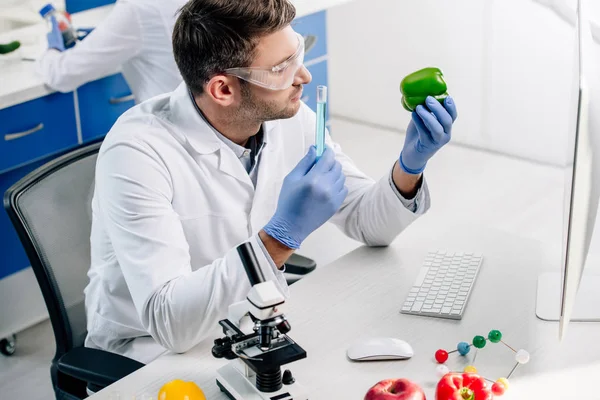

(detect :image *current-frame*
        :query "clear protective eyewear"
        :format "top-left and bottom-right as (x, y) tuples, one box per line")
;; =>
(224, 33), (305, 90)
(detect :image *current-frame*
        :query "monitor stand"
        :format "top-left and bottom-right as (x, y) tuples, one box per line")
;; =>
(536, 271), (600, 321)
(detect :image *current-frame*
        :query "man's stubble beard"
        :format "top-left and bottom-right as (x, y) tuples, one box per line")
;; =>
(234, 83), (300, 125)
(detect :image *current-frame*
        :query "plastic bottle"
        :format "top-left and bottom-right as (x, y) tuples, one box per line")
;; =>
(39, 3), (77, 49)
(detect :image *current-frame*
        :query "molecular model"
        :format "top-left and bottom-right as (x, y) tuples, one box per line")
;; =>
(433, 330), (530, 396)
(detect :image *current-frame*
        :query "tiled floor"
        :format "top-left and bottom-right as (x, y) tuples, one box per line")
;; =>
(0, 319), (55, 400)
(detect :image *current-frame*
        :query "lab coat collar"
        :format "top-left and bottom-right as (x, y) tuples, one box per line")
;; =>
(169, 83), (220, 155)
(169, 83), (279, 156)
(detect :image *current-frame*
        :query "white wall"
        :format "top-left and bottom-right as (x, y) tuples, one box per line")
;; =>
(326, 0), (579, 166)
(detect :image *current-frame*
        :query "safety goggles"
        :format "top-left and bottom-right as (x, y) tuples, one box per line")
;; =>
(224, 33), (305, 90)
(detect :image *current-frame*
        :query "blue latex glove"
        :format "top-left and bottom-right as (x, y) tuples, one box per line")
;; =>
(399, 95), (458, 174)
(46, 16), (65, 51)
(264, 146), (348, 249)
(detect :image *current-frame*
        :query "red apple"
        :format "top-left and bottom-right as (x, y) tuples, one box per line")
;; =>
(364, 378), (426, 400)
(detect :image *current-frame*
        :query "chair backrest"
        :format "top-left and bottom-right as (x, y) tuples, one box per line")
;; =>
(4, 142), (101, 358)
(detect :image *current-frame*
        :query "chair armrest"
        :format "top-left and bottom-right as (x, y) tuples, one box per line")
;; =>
(285, 253), (316, 275)
(57, 347), (144, 388)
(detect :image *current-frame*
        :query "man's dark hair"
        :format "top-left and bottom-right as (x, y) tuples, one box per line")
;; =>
(173, 0), (296, 95)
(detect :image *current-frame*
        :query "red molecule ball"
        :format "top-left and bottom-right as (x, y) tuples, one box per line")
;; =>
(492, 382), (507, 396)
(435, 349), (448, 363)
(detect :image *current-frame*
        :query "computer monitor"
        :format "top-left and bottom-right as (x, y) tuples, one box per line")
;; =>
(535, 0), (600, 339)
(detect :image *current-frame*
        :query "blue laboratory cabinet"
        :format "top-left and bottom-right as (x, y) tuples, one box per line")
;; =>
(66, 0), (116, 14)
(0, 73), (134, 281)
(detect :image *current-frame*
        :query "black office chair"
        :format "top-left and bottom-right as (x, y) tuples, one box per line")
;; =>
(3, 140), (315, 398)
(3, 142), (143, 399)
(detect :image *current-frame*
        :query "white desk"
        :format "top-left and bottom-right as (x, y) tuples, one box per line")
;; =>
(86, 226), (600, 399)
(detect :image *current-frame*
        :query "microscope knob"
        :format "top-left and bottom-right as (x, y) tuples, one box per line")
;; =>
(212, 338), (235, 359)
(277, 319), (291, 334)
(212, 345), (225, 358)
(282, 369), (295, 385)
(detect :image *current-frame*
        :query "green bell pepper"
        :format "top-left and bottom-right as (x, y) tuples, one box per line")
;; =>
(0, 41), (21, 55)
(400, 67), (448, 111)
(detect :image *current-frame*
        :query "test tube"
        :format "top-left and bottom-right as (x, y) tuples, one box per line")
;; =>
(315, 85), (327, 158)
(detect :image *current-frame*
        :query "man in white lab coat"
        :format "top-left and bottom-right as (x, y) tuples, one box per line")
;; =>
(84, 0), (458, 364)
(37, 0), (188, 103)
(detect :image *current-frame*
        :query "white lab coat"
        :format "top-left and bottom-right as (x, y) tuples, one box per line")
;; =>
(37, 0), (187, 103)
(84, 82), (431, 364)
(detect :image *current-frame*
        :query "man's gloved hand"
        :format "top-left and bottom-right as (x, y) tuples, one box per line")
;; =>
(46, 16), (65, 51)
(263, 146), (348, 249)
(399, 95), (458, 174)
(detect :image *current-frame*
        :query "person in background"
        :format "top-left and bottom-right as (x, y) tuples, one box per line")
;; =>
(84, 0), (458, 364)
(37, 0), (188, 103)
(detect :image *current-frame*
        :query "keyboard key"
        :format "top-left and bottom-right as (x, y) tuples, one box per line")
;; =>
(414, 268), (429, 286)
(411, 302), (424, 312)
(425, 300), (434, 305)
(441, 306), (452, 314)
(451, 310), (462, 316)
(402, 305), (412, 312)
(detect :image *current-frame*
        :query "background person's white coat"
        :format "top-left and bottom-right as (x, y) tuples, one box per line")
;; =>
(36, 0), (187, 103)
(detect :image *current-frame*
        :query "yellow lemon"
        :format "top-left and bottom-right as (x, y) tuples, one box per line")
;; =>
(158, 379), (206, 400)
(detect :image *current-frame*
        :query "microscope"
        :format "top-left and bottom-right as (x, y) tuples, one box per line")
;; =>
(212, 242), (308, 400)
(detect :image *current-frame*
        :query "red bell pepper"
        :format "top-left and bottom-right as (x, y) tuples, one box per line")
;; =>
(436, 373), (493, 400)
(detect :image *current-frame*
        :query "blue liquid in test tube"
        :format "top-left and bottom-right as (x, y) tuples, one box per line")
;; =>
(316, 85), (327, 159)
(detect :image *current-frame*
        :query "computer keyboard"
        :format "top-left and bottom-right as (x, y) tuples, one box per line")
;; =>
(400, 250), (483, 320)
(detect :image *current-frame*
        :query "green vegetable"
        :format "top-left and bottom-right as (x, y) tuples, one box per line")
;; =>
(0, 41), (21, 55)
(400, 67), (448, 111)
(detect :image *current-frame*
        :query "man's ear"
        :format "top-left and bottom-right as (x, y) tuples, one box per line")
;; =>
(205, 75), (240, 107)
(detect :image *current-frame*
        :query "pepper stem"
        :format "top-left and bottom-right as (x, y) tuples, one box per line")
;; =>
(460, 388), (474, 400)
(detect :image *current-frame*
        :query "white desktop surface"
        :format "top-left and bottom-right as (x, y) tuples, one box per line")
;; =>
(87, 120), (600, 399)
(86, 219), (600, 398)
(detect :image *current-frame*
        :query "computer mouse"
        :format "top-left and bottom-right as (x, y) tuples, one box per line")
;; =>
(346, 337), (414, 361)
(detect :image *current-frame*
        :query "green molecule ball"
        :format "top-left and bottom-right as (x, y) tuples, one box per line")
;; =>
(488, 330), (502, 343)
(473, 335), (487, 349)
